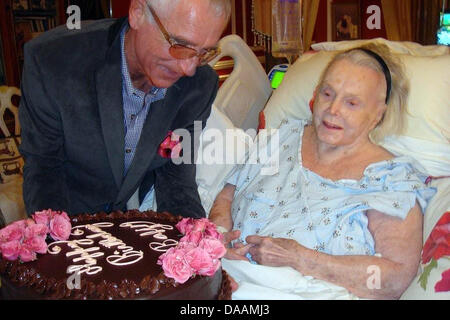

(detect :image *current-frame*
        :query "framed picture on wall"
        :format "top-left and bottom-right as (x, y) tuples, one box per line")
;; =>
(331, 0), (361, 41)
(12, 0), (30, 10)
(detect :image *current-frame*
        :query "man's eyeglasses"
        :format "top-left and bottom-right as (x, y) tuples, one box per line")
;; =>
(147, 4), (220, 66)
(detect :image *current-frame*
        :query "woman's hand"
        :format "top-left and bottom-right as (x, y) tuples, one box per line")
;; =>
(222, 229), (253, 261)
(246, 235), (302, 268)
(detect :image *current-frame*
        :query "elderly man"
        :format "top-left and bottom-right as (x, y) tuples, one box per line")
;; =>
(19, 0), (231, 217)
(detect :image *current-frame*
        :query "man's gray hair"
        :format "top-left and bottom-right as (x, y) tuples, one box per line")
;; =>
(148, 0), (231, 20)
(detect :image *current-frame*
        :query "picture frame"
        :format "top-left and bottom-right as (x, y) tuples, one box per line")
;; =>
(331, 0), (361, 41)
(29, 0), (46, 10)
(12, 0), (30, 11)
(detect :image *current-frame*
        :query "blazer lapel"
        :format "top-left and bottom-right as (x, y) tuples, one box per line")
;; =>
(115, 85), (183, 205)
(95, 23), (125, 190)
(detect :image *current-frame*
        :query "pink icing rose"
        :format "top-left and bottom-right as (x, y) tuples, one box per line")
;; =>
(176, 218), (223, 241)
(200, 259), (221, 277)
(158, 247), (193, 284)
(24, 223), (49, 240)
(179, 230), (204, 245)
(0, 240), (21, 261)
(11, 220), (28, 229)
(176, 218), (195, 235)
(23, 236), (48, 255)
(32, 211), (51, 227)
(192, 219), (209, 233)
(198, 237), (226, 260)
(184, 247), (215, 275)
(0, 222), (25, 243)
(19, 245), (37, 262)
(49, 214), (71, 241)
(195, 219), (224, 241)
(160, 218), (225, 282)
(58, 211), (70, 223)
(204, 226), (224, 242)
(35, 209), (57, 220)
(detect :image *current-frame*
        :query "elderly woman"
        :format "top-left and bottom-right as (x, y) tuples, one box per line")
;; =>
(209, 45), (436, 300)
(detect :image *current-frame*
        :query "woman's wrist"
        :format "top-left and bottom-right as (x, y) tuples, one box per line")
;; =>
(291, 243), (317, 274)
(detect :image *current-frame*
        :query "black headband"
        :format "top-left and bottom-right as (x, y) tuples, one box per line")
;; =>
(358, 48), (392, 104)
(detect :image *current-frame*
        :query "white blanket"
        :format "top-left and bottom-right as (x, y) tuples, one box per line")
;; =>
(222, 259), (359, 300)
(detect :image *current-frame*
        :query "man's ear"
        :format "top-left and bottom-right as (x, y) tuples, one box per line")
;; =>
(128, 0), (148, 30)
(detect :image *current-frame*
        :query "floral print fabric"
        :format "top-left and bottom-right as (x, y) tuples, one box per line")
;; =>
(227, 119), (436, 256)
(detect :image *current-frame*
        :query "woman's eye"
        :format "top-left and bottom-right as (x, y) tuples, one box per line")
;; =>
(321, 89), (332, 97)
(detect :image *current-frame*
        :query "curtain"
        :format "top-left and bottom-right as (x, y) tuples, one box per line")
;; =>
(252, 0), (320, 52)
(253, 0), (272, 36)
(381, 0), (413, 41)
(381, 0), (445, 44)
(411, 0), (445, 45)
(302, 0), (320, 51)
(69, 0), (107, 20)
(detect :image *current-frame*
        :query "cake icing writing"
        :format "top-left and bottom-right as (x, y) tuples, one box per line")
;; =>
(119, 221), (175, 239)
(149, 239), (179, 252)
(48, 222), (144, 278)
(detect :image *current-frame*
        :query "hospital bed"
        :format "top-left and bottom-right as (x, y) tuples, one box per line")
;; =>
(195, 35), (450, 300)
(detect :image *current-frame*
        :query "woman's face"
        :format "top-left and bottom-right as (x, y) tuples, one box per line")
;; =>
(312, 59), (387, 148)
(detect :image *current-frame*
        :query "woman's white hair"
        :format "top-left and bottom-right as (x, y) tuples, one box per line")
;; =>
(317, 43), (410, 144)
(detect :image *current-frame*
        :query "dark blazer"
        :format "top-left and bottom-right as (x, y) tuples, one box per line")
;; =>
(19, 18), (218, 217)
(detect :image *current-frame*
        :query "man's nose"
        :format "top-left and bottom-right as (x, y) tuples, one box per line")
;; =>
(178, 57), (199, 77)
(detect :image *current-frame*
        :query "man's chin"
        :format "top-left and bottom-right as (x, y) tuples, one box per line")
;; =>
(152, 79), (178, 89)
(152, 73), (185, 89)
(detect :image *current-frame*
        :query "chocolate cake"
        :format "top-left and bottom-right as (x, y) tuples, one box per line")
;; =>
(0, 210), (232, 300)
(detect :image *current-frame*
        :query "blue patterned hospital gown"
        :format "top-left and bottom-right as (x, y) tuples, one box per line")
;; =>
(226, 119), (436, 256)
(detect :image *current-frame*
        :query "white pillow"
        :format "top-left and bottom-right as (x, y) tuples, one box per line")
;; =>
(196, 105), (254, 213)
(263, 43), (450, 176)
(396, 54), (450, 144)
(311, 38), (450, 57)
(380, 136), (450, 176)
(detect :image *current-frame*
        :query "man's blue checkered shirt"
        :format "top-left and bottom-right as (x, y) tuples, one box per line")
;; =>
(120, 24), (167, 175)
